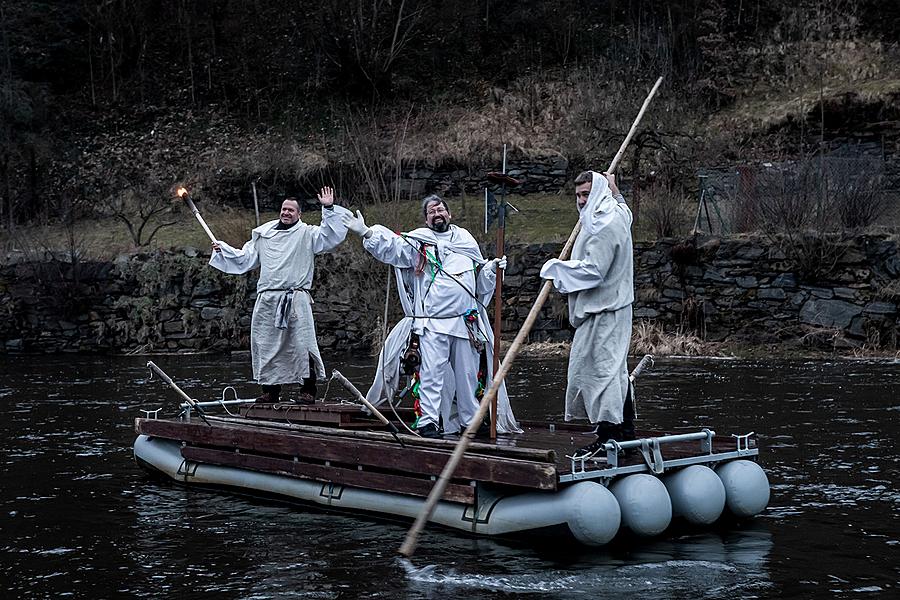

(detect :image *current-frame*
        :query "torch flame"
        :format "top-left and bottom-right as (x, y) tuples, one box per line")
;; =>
(176, 187), (188, 198)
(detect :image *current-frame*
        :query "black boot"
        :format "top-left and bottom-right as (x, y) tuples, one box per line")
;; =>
(257, 384), (281, 404)
(575, 422), (618, 457)
(619, 384), (637, 442)
(298, 358), (318, 403)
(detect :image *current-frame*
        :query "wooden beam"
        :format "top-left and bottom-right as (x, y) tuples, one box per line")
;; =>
(181, 446), (476, 504)
(137, 419), (557, 491)
(203, 415), (558, 463)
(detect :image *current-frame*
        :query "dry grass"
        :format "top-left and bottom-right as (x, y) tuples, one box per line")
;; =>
(333, 64), (688, 170)
(0, 192), (573, 262)
(512, 340), (571, 358)
(630, 319), (718, 357)
(711, 39), (900, 132)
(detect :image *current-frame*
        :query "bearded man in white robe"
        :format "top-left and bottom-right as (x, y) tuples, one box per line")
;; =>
(541, 171), (636, 453)
(209, 187), (351, 403)
(342, 195), (519, 439)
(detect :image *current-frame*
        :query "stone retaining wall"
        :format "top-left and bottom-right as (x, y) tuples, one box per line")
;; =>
(394, 157), (571, 198)
(2, 234), (897, 354)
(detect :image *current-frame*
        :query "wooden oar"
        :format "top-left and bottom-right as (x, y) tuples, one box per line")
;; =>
(398, 76), (664, 558)
(146, 361), (211, 425)
(331, 369), (405, 447)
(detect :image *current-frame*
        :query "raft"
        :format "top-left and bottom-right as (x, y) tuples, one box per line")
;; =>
(134, 401), (769, 546)
(133, 401), (769, 546)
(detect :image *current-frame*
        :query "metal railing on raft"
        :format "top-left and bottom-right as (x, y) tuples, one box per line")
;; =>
(178, 386), (254, 420)
(561, 429), (759, 483)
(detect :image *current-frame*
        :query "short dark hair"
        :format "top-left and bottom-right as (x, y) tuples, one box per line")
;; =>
(421, 194), (448, 216)
(574, 171), (593, 185)
(283, 197), (301, 210)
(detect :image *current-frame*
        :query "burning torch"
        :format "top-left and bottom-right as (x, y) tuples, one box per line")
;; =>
(176, 187), (217, 244)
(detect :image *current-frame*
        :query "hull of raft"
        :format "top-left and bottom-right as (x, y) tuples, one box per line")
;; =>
(134, 430), (769, 546)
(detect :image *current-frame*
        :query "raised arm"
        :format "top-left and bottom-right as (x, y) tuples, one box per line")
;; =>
(539, 256), (605, 294)
(312, 186), (352, 254)
(343, 210), (418, 268)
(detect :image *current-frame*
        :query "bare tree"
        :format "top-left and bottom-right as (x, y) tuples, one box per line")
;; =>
(319, 0), (426, 98)
(97, 183), (177, 247)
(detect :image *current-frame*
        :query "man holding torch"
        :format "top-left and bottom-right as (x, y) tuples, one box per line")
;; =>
(209, 187), (351, 404)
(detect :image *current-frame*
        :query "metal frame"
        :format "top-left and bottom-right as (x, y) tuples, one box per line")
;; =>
(560, 429), (759, 484)
(180, 398), (253, 421)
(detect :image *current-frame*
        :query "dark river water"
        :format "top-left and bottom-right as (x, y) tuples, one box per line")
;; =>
(1, 353), (898, 599)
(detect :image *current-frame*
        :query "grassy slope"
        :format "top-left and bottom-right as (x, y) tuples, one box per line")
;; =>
(6, 192), (645, 260)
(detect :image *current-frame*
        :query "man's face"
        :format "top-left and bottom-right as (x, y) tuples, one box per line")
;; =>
(280, 200), (300, 225)
(425, 200), (451, 232)
(575, 181), (592, 210)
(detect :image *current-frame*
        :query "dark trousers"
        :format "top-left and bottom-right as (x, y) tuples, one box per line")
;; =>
(595, 384), (636, 441)
(261, 358), (318, 400)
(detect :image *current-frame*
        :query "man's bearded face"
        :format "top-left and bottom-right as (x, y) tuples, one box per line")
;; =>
(425, 200), (451, 233)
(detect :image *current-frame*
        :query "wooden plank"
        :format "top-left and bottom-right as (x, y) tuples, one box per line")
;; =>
(137, 418), (557, 490)
(181, 446), (475, 504)
(517, 419), (596, 432)
(206, 415), (558, 463)
(242, 405), (347, 425)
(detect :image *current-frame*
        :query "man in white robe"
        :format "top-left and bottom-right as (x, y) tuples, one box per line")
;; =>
(209, 187), (351, 403)
(342, 195), (520, 438)
(541, 171), (635, 452)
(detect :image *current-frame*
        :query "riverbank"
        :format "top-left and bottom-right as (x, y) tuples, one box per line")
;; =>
(2, 233), (896, 358)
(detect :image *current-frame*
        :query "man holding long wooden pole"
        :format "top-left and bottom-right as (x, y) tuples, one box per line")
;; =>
(540, 170), (636, 455)
(399, 77), (663, 558)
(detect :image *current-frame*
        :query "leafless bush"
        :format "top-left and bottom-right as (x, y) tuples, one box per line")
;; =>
(10, 218), (103, 318)
(631, 319), (713, 356)
(641, 176), (692, 239)
(317, 0), (425, 98)
(96, 181), (177, 247)
(700, 156), (896, 279)
(831, 161), (888, 230)
(341, 108), (415, 204)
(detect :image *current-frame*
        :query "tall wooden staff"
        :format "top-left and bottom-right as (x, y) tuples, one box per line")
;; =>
(399, 76), (664, 558)
(486, 145), (520, 439)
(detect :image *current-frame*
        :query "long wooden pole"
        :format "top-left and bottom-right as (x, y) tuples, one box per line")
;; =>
(251, 180), (261, 227)
(490, 214), (504, 438)
(490, 144), (508, 440)
(398, 76), (663, 558)
(146, 361), (211, 425)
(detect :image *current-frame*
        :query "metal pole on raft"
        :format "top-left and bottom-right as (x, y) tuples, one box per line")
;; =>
(399, 76), (664, 558)
(146, 361), (211, 425)
(331, 369), (405, 447)
(491, 146), (506, 440)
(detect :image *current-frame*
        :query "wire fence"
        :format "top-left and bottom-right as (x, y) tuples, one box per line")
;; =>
(693, 156), (898, 235)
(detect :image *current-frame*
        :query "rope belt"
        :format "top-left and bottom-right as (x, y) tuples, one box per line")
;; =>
(258, 287), (312, 329)
(409, 309), (486, 351)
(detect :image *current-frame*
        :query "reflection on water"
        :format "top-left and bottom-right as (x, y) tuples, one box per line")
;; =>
(1, 353), (898, 598)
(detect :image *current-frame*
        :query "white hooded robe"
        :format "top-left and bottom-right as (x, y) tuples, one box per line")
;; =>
(209, 205), (351, 385)
(541, 172), (634, 423)
(361, 224), (521, 434)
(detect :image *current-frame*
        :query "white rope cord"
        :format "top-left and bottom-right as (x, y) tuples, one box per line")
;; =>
(380, 265), (419, 436)
(382, 264), (391, 344)
(321, 371), (357, 406)
(217, 386), (245, 417)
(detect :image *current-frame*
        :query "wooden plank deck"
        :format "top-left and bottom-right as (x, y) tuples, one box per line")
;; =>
(136, 415), (559, 505)
(137, 402), (753, 502)
(180, 446), (477, 504)
(496, 421), (747, 475)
